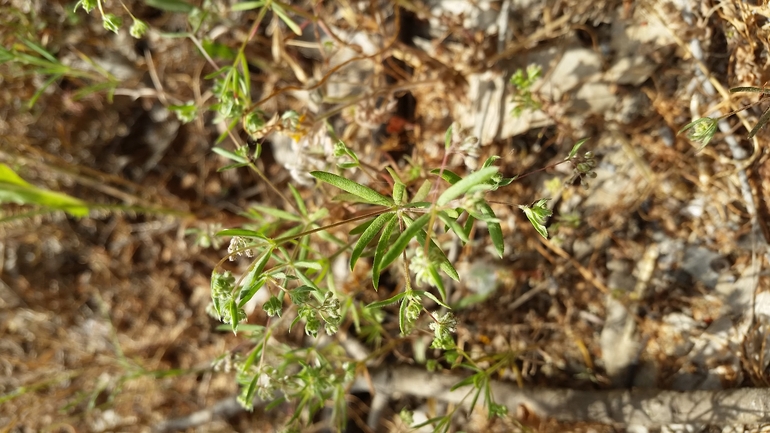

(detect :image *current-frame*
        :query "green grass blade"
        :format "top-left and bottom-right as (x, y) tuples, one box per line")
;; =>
(20, 37), (58, 64)
(251, 204), (302, 222)
(288, 184), (308, 217)
(365, 292), (407, 309)
(0, 164), (89, 217)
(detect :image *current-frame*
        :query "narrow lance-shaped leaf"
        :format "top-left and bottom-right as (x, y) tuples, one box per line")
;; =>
(288, 183), (308, 217)
(216, 228), (268, 239)
(392, 182), (406, 204)
(565, 137), (590, 161)
(350, 212), (395, 271)
(349, 218), (374, 235)
(230, 1), (266, 11)
(0, 164), (89, 217)
(144, 0), (196, 13)
(748, 107), (770, 139)
(426, 264), (447, 303)
(251, 204), (302, 222)
(730, 86), (770, 95)
(212, 146), (248, 163)
(271, 2), (302, 36)
(238, 248), (273, 307)
(365, 291), (408, 310)
(379, 213), (431, 273)
(412, 179), (432, 202)
(436, 211), (469, 243)
(430, 168), (462, 185)
(372, 214), (399, 290)
(311, 171), (393, 206)
(437, 166), (498, 206)
(478, 203), (504, 258)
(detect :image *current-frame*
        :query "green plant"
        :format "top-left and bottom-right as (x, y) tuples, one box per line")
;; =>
(679, 85), (770, 146)
(510, 64), (543, 117)
(206, 125), (591, 430)
(0, 33), (120, 108)
(2, 2), (597, 430)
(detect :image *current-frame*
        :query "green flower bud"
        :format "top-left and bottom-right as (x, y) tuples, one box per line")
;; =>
(129, 19), (148, 38)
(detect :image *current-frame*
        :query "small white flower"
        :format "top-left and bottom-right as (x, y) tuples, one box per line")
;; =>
(227, 236), (253, 261)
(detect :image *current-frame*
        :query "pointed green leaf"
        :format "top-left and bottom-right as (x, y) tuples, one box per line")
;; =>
(416, 290), (451, 309)
(20, 37), (58, 63)
(230, 1), (266, 11)
(228, 298), (240, 333)
(748, 107), (770, 138)
(288, 184), (308, 217)
(145, 0), (195, 13)
(349, 218), (374, 235)
(730, 86), (770, 94)
(430, 168), (462, 185)
(379, 213), (431, 273)
(372, 214), (399, 290)
(216, 228), (268, 239)
(238, 249), (272, 307)
(213, 146), (248, 163)
(351, 212), (395, 271)
(444, 124), (453, 149)
(271, 3), (302, 35)
(293, 261), (322, 270)
(478, 203), (504, 258)
(251, 204), (302, 222)
(565, 137), (590, 161)
(427, 264), (447, 302)
(392, 181), (406, 204)
(0, 164), (89, 217)
(463, 214), (476, 240)
(310, 171), (393, 206)
(365, 292), (407, 310)
(437, 167), (498, 206)
(412, 179), (432, 202)
(436, 211), (469, 243)
(385, 166), (403, 184)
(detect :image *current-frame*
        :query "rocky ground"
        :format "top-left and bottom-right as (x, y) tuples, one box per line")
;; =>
(1, 0), (770, 432)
